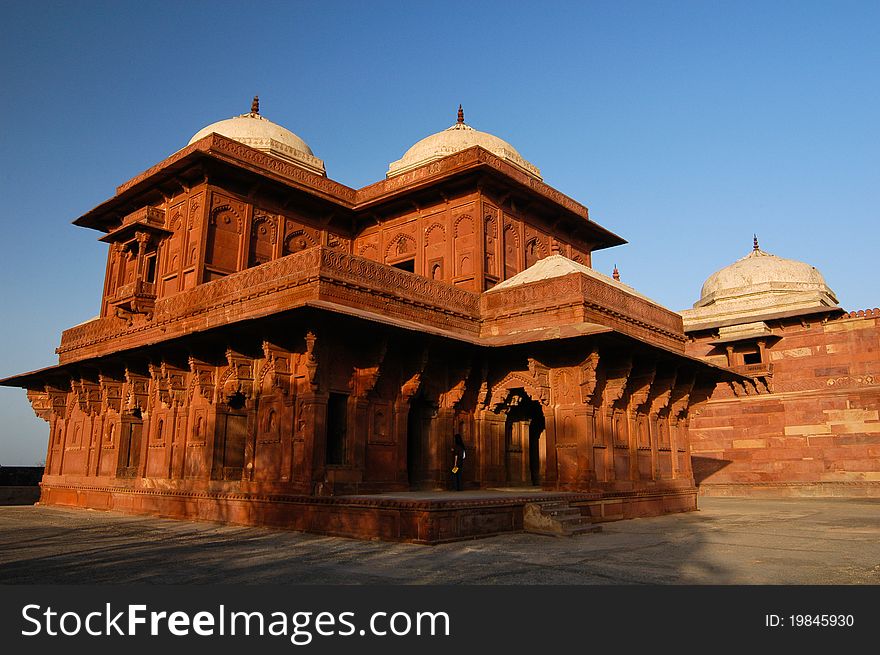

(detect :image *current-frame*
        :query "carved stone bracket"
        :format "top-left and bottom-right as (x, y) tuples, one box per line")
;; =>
(400, 348), (429, 403)
(99, 374), (124, 413)
(440, 362), (471, 409)
(219, 349), (255, 402)
(579, 349), (600, 404)
(260, 341), (293, 396)
(527, 358), (551, 406)
(602, 356), (633, 409)
(669, 371), (696, 420)
(73, 378), (102, 415)
(150, 362), (187, 408)
(188, 357), (216, 405)
(349, 339), (387, 398)
(476, 360), (491, 408)
(648, 370), (677, 417)
(627, 363), (657, 414)
(124, 369), (150, 413)
(27, 390), (52, 422)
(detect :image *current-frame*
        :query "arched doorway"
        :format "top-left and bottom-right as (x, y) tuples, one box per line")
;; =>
(504, 391), (545, 486)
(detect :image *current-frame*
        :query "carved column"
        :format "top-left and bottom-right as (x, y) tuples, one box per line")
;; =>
(627, 363), (656, 482)
(576, 349), (600, 488)
(348, 340), (387, 482)
(601, 357), (632, 484)
(648, 370), (677, 480)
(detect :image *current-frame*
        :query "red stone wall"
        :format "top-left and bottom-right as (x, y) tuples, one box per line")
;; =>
(688, 312), (880, 496)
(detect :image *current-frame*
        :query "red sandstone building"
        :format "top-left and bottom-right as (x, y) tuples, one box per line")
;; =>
(2, 100), (741, 542)
(684, 239), (880, 497)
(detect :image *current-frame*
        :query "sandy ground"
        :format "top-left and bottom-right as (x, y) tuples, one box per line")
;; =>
(0, 497), (878, 584)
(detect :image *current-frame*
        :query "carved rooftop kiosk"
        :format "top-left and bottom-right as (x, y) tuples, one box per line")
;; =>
(3, 103), (736, 542)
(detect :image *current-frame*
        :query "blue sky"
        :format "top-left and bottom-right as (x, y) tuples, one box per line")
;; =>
(1, 0), (877, 464)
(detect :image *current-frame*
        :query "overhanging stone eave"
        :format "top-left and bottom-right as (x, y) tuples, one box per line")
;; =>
(682, 304), (845, 334)
(74, 135), (358, 233)
(606, 331), (748, 383)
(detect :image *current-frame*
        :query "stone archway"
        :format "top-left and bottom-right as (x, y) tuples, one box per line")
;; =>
(503, 390), (546, 486)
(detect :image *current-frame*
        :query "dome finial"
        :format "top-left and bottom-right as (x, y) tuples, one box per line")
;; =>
(612, 265), (620, 282)
(251, 95), (260, 115)
(457, 104), (464, 124)
(753, 234), (759, 251)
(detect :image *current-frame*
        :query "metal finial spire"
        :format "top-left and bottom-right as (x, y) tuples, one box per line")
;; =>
(612, 265), (620, 282)
(457, 104), (464, 124)
(753, 234), (759, 251)
(251, 95), (260, 115)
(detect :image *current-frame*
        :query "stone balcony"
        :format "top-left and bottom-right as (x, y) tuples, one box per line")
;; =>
(731, 362), (773, 378)
(108, 279), (157, 316)
(58, 247), (481, 364)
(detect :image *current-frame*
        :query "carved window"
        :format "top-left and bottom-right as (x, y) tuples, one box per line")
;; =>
(525, 239), (542, 268)
(248, 216), (276, 268)
(393, 258), (415, 273)
(742, 348), (762, 365)
(205, 208), (242, 274)
(503, 225), (520, 280)
(144, 252), (157, 283)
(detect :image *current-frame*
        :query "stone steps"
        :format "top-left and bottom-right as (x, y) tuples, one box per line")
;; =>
(523, 499), (602, 537)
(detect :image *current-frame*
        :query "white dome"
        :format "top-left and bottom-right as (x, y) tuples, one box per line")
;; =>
(387, 107), (541, 179)
(189, 98), (325, 176)
(681, 240), (839, 331)
(696, 246), (836, 309)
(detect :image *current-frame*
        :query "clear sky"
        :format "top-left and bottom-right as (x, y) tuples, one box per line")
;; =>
(1, 0), (877, 464)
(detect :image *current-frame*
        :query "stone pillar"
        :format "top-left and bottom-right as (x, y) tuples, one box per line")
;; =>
(300, 393), (328, 492)
(542, 405), (557, 487)
(575, 406), (594, 488)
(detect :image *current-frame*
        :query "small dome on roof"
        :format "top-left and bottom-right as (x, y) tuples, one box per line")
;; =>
(682, 237), (839, 331)
(696, 240), (837, 309)
(387, 105), (541, 179)
(188, 96), (325, 176)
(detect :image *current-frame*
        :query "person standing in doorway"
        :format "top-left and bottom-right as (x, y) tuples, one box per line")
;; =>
(450, 433), (466, 491)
